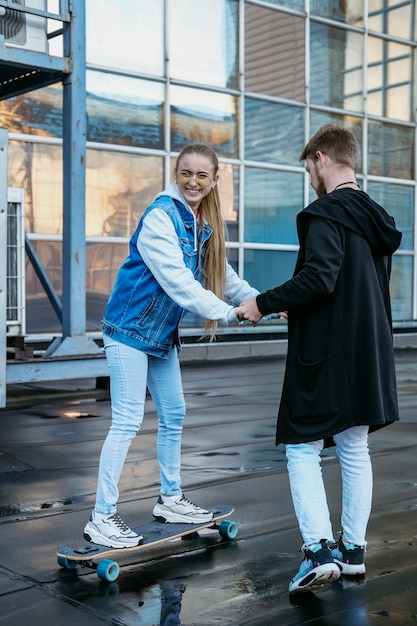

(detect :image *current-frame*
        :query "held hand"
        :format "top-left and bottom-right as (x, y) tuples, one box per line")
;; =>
(235, 297), (263, 325)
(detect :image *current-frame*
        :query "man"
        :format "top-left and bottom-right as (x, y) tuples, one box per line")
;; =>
(237, 124), (402, 594)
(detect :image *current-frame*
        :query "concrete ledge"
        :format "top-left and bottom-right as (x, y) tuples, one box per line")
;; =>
(180, 339), (288, 363)
(5, 332), (417, 386)
(393, 333), (417, 349)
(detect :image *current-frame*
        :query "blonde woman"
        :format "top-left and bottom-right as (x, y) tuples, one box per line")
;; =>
(84, 144), (258, 548)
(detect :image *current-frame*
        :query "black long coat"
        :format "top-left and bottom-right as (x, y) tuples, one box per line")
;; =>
(256, 189), (402, 447)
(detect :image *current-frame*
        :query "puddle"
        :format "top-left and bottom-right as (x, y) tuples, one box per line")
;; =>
(57, 572), (251, 626)
(0, 494), (87, 517)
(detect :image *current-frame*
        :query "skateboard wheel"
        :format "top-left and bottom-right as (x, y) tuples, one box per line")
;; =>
(219, 520), (238, 540)
(57, 547), (78, 570)
(96, 559), (120, 582)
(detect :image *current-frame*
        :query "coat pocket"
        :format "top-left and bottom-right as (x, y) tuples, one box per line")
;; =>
(290, 354), (340, 420)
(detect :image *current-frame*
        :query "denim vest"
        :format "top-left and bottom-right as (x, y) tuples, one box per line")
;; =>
(101, 195), (212, 358)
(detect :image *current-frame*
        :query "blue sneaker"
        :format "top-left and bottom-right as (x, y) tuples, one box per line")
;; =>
(289, 539), (340, 594)
(331, 536), (366, 575)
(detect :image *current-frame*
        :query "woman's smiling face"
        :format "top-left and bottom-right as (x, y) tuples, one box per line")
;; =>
(175, 153), (218, 212)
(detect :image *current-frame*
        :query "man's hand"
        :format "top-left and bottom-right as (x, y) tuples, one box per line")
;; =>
(235, 297), (263, 325)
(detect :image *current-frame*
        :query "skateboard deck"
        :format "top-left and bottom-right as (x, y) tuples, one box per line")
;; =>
(57, 504), (237, 581)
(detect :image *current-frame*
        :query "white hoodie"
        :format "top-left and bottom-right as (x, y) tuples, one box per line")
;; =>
(136, 183), (259, 325)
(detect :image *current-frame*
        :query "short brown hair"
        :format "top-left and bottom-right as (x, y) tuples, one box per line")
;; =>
(300, 124), (358, 169)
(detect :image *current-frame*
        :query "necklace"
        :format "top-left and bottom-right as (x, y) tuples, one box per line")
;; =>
(333, 181), (359, 191)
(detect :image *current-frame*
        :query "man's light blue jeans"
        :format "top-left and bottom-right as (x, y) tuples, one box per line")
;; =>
(286, 425), (372, 547)
(95, 336), (186, 515)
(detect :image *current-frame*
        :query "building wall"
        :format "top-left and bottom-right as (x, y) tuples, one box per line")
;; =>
(0, 0), (416, 333)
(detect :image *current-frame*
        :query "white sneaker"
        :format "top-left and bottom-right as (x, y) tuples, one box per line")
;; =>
(83, 512), (143, 548)
(153, 495), (213, 524)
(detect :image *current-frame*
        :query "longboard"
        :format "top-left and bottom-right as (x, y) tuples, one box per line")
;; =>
(57, 504), (237, 581)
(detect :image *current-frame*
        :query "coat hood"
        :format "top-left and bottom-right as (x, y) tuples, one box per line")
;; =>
(154, 182), (192, 211)
(300, 189), (402, 257)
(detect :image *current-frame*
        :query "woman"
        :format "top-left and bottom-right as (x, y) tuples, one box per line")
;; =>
(84, 143), (258, 548)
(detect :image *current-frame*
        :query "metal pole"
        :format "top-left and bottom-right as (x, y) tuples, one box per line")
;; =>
(62, 0), (86, 337)
(46, 0), (99, 356)
(0, 128), (8, 406)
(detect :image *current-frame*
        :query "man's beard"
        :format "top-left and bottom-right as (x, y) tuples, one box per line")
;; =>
(314, 163), (327, 197)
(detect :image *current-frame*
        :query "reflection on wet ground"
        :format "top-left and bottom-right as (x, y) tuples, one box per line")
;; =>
(55, 540), (244, 626)
(0, 352), (417, 625)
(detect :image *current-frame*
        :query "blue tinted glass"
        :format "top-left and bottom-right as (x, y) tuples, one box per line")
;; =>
(170, 0), (238, 89)
(259, 0), (304, 10)
(245, 99), (304, 166)
(87, 72), (164, 149)
(86, 0), (164, 75)
(310, 0), (364, 25)
(368, 121), (414, 179)
(171, 86), (238, 158)
(244, 249), (298, 294)
(244, 168), (302, 244)
(0, 86), (63, 137)
(310, 22), (363, 112)
(390, 255), (413, 321)
(367, 182), (414, 250)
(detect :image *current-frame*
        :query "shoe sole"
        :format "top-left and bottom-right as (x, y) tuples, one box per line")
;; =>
(83, 527), (143, 549)
(334, 559), (366, 575)
(289, 564), (340, 594)
(153, 512), (213, 524)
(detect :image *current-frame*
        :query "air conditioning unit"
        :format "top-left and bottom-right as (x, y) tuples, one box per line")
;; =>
(0, 0), (48, 53)
(6, 188), (26, 337)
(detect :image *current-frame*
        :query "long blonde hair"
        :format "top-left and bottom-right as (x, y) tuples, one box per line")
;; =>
(174, 144), (226, 340)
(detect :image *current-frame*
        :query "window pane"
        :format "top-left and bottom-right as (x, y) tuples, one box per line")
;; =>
(367, 182), (414, 250)
(170, 86), (238, 158)
(86, 0), (164, 75)
(255, 0), (304, 10)
(368, 121), (414, 179)
(87, 71), (164, 148)
(220, 163), (239, 242)
(86, 151), (163, 238)
(245, 99), (304, 166)
(244, 249), (298, 293)
(310, 0), (364, 26)
(8, 141), (62, 234)
(368, 0), (414, 39)
(309, 111), (363, 173)
(25, 239), (63, 334)
(310, 23), (363, 112)
(244, 168), (302, 245)
(0, 85), (62, 137)
(9, 144), (164, 238)
(226, 247), (238, 273)
(245, 4), (305, 101)
(25, 240), (130, 333)
(367, 37), (413, 121)
(390, 255), (413, 321)
(86, 242), (128, 297)
(170, 0), (238, 89)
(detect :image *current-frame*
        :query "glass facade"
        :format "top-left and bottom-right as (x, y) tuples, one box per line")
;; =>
(1, 0), (416, 334)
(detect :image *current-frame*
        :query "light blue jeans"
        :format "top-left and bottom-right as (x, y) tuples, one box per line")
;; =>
(286, 425), (373, 547)
(95, 335), (186, 515)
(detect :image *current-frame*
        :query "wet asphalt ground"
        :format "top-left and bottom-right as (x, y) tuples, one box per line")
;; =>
(0, 348), (416, 625)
